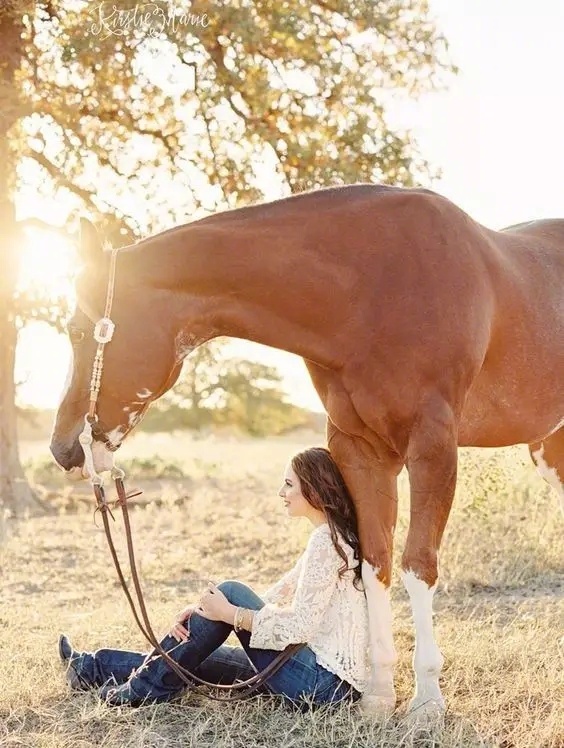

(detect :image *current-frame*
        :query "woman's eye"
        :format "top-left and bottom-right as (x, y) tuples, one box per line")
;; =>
(68, 328), (85, 344)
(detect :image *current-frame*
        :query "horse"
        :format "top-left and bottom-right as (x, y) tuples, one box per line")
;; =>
(50, 183), (564, 718)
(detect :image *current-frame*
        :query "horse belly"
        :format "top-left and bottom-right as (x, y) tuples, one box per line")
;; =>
(459, 240), (564, 447)
(459, 358), (564, 447)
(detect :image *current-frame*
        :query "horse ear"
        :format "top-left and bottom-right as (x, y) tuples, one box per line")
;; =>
(79, 218), (103, 261)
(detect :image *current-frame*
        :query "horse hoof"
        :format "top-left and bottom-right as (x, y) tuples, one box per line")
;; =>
(358, 693), (396, 719)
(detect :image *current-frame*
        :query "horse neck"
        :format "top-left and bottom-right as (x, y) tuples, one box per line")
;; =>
(128, 216), (345, 368)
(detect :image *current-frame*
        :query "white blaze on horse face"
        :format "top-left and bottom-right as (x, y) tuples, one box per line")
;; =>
(400, 569), (445, 711)
(361, 561), (397, 711)
(532, 444), (564, 513)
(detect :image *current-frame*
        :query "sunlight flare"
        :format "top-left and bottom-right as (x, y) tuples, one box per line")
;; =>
(17, 225), (76, 300)
(15, 225), (76, 409)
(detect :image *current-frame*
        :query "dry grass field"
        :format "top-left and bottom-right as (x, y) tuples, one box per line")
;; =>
(1, 430), (562, 747)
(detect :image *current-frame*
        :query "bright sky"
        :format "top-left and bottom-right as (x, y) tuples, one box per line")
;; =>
(16, 0), (564, 413)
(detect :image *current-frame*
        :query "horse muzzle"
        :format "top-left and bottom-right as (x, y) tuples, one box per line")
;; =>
(50, 437), (85, 474)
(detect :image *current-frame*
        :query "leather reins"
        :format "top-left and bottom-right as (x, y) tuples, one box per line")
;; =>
(78, 247), (305, 701)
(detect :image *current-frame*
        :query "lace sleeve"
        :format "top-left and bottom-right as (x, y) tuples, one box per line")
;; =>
(250, 527), (341, 650)
(262, 554), (304, 605)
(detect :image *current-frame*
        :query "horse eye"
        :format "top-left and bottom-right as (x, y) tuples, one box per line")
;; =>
(68, 327), (85, 344)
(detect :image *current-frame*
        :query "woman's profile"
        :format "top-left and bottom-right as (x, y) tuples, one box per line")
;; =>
(58, 447), (369, 708)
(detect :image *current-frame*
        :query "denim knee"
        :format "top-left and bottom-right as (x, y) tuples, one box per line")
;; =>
(217, 579), (247, 599)
(216, 580), (260, 608)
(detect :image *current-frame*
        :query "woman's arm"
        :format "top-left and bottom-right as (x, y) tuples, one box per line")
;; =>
(247, 528), (341, 649)
(262, 554), (305, 605)
(195, 556), (306, 630)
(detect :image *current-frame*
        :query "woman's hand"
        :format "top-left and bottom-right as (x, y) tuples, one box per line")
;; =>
(196, 582), (234, 623)
(169, 603), (196, 642)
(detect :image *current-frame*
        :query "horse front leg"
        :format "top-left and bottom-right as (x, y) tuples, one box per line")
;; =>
(401, 396), (458, 719)
(327, 420), (403, 718)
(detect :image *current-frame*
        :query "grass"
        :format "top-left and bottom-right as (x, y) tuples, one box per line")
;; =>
(1, 431), (563, 747)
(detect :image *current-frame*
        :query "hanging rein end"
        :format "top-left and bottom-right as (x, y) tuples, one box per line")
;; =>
(112, 467), (144, 507)
(93, 482), (117, 525)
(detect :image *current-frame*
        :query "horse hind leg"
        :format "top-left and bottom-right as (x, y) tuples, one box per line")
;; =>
(529, 427), (564, 512)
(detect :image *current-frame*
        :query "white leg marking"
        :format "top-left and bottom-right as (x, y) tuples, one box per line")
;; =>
(361, 561), (397, 716)
(532, 445), (564, 513)
(401, 569), (445, 713)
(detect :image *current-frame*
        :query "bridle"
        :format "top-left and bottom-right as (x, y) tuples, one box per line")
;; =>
(79, 247), (304, 701)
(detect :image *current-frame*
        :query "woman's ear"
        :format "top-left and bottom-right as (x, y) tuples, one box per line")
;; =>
(79, 218), (104, 263)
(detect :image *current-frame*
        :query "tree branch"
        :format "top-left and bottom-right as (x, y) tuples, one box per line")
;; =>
(30, 148), (100, 213)
(29, 149), (138, 242)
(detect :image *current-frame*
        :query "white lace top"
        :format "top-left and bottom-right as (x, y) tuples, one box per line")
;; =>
(249, 523), (369, 692)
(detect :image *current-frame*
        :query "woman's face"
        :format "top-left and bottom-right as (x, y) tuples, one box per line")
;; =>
(278, 462), (314, 519)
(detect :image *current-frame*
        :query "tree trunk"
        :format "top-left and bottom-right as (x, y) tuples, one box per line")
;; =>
(0, 314), (41, 516)
(0, 1), (44, 517)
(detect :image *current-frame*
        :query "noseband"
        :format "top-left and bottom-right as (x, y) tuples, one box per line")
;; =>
(80, 247), (304, 701)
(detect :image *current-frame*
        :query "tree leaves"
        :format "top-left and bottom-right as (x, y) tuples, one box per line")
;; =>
(17, 0), (453, 238)
(147, 340), (309, 435)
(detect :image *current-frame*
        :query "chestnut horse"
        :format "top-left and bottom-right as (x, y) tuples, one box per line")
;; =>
(50, 184), (564, 717)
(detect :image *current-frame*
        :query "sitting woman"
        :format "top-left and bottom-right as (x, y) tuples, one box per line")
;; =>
(58, 447), (369, 708)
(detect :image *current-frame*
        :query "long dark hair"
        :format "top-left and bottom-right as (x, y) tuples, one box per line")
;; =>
(291, 447), (363, 591)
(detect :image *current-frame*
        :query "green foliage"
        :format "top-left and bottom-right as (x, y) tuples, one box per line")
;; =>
(17, 0), (453, 238)
(142, 340), (310, 435)
(214, 358), (309, 436)
(117, 455), (185, 479)
(140, 403), (216, 433)
(24, 453), (185, 483)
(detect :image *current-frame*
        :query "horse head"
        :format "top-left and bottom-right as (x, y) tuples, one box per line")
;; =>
(50, 219), (183, 479)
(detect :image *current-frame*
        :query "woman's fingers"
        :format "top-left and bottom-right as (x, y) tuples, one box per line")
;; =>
(170, 623), (190, 642)
(175, 604), (195, 623)
(170, 626), (180, 642)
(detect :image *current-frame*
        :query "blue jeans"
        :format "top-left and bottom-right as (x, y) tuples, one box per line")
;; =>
(70, 580), (361, 708)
